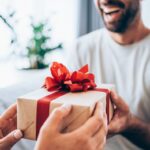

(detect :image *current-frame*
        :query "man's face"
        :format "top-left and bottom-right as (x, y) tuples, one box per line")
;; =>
(95, 0), (140, 33)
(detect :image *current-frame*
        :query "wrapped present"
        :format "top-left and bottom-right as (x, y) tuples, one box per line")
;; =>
(17, 62), (115, 140)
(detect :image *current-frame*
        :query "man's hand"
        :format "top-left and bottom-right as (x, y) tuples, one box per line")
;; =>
(108, 91), (132, 134)
(35, 102), (107, 150)
(109, 91), (150, 149)
(0, 104), (23, 150)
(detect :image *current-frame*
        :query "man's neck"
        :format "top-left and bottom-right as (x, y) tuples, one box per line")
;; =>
(108, 18), (150, 45)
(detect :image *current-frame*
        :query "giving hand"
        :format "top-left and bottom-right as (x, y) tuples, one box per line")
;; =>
(35, 102), (107, 150)
(0, 104), (23, 150)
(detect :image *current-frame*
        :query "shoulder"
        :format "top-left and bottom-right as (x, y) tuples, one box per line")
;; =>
(76, 28), (106, 46)
(72, 28), (106, 54)
(66, 28), (106, 70)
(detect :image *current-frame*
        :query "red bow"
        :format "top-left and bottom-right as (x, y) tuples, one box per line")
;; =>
(44, 62), (97, 92)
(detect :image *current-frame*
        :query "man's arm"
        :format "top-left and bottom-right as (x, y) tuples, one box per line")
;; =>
(109, 91), (150, 149)
(122, 115), (150, 149)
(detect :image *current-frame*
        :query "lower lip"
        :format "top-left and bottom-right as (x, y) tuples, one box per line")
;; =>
(104, 10), (122, 22)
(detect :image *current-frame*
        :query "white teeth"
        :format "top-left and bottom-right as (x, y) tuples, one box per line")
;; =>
(102, 7), (120, 14)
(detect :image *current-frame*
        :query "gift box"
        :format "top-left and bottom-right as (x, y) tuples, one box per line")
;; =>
(17, 62), (115, 140)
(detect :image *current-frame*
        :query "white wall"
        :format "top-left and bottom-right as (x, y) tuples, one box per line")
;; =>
(142, 0), (150, 28)
(1, 0), (150, 57)
(0, 0), (77, 57)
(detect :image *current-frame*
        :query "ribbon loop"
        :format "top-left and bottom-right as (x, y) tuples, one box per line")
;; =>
(44, 62), (97, 92)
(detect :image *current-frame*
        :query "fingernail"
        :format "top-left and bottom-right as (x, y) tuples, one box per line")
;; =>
(13, 130), (23, 139)
(62, 104), (72, 111)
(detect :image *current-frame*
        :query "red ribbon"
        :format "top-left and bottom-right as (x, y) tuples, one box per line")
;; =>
(36, 88), (111, 139)
(36, 91), (67, 138)
(44, 62), (96, 92)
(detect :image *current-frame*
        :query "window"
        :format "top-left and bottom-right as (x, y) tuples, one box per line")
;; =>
(0, 0), (78, 59)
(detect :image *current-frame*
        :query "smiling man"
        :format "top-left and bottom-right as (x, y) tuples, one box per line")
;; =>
(99, 0), (139, 33)
(67, 0), (150, 149)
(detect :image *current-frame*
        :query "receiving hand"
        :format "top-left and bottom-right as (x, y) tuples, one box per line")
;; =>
(0, 104), (23, 150)
(108, 91), (132, 134)
(35, 102), (107, 150)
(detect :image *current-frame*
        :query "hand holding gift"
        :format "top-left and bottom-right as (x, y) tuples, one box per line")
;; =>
(17, 62), (115, 140)
(0, 104), (23, 150)
(35, 102), (107, 150)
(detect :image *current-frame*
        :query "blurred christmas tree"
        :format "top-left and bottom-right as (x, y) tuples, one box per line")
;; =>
(26, 20), (62, 69)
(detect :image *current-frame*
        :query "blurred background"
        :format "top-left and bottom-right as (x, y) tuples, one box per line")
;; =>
(0, 0), (150, 149)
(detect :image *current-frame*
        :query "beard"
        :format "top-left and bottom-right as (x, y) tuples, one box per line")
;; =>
(99, 0), (140, 33)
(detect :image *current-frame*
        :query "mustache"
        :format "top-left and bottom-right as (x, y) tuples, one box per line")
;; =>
(100, 0), (125, 9)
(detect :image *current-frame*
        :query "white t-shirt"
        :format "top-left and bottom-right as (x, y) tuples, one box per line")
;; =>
(67, 28), (150, 150)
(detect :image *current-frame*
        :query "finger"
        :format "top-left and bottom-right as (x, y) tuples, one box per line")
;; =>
(93, 113), (107, 141)
(1, 104), (17, 120)
(76, 102), (104, 137)
(91, 113), (107, 150)
(110, 91), (128, 111)
(94, 129), (107, 148)
(43, 104), (72, 132)
(0, 129), (23, 149)
(108, 120), (119, 134)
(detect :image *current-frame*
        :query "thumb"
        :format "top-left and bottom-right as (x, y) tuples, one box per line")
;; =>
(108, 121), (116, 134)
(44, 104), (72, 132)
(108, 117), (120, 134)
(0, 129), (23, 150)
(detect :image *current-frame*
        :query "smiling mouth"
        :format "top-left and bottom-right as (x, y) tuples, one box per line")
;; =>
(101, 7), (123, 22)
(101, 6), (121, 15)
(105, 9), (120, 15)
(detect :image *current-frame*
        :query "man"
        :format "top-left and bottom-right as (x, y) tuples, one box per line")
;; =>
(0, 102), (107, 150)
(67, 0), (150, 149)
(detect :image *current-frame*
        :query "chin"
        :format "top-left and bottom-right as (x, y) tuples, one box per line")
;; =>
(104, 21), (128, 33)
(106, 26), (127, 33)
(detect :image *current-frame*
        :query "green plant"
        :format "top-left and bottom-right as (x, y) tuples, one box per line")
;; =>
(26, 21), (62, 69)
